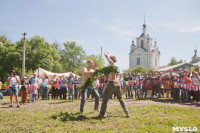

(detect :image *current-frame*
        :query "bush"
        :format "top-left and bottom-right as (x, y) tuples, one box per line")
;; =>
(123, 66), (151, 75)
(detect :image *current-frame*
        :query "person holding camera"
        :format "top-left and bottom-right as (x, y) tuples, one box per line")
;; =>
(7, 70), (20, 108)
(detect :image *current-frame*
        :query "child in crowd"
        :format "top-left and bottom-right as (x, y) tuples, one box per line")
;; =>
(173, 74), (180, 101)
(32, 79), (38, 102)
(192, 72), (200, 104)
(181, 71), (191, 102)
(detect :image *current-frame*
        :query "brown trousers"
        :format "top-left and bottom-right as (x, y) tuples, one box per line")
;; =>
(100, 81), (129, 116)
(21, 90), (28, 103)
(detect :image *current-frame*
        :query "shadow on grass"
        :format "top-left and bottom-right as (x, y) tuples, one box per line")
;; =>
(50, 112), (106, 121)
(151, 98), (200, 107)
(0, 102), (10, 105)
(49, 101), (69, 104)
(1, 106), (10, 108)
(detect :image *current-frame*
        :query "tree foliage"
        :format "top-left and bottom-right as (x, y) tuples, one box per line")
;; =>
(168, 56), (183, 66)
(86, 55), (105, 69)
(0, 35), (106, 83)
(0, 36), (21, 82)
(123, 66), (151, 75)
(60, 41), (86, 73)
(16, 35), (62, 73)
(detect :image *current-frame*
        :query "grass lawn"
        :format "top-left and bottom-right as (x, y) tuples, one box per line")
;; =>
(0, 96), (200, 133)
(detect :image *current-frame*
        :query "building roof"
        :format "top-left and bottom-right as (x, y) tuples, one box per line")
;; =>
(155, 62), (194, 72)
(192, 61), (200, 66)
(33, 67), (80, 79)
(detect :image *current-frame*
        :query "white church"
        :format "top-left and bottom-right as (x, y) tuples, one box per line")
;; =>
(129, 21), (160, 69)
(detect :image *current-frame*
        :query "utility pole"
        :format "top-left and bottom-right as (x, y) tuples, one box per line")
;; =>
(22, 32), (27, 78)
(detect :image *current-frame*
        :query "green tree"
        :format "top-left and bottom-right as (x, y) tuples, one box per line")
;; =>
(60, 41), (86, 73)
(86, 55), (105, 69)
(123, 66), (151, 75)
(0, 35), (21, 82)
(51, 42), (62, 73)
(168, 56), (183, 66)
(16, 35), (61, 73)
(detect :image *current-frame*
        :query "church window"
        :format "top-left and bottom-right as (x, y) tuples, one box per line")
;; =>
(141, 40), (144, 48)
(137, 57), (140, 65)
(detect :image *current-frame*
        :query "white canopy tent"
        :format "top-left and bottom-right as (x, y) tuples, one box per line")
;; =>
(33, 67), (80, 79)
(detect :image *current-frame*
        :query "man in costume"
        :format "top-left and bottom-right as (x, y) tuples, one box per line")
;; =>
(80, 60), (100, 113)
(98, 49), (129, 118)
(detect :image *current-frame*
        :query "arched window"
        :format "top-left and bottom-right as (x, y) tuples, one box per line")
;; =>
(137, 57), (140, 65)
(141, 40), (144, 48)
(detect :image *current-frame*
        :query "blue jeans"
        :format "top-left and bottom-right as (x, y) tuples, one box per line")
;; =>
(68, 86), (74, 101)
(181, 88), (189, 102)
(42, 87), (47, 100)
(134, 85), (139, 98)
(75, 86), (79, 99)
(173, 88), (179, 100)
(46, 87), (49, 100)
(98, 87), (103, 98)
(33, 94), (37, 102)
(80, 86), (99, 112)
(141, 88), (147, 99)
(130, 86), (134, 98)
(38, 87), (41, 99)
(9, 87), (18, 96)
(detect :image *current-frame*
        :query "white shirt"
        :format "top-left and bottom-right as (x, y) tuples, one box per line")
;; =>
(193, 77), (200, 86)
(166, 72), (175, 78)
(44, 78), (49, 86)
(8, 76), (20, 87)
(38, 79), (42, 85)
(32, 82), (38, 94)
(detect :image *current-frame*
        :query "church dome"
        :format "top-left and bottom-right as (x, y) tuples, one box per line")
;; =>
(190, 49), (200, 64)
(140, 33), (146, 37)
(143, 24), (146, 28)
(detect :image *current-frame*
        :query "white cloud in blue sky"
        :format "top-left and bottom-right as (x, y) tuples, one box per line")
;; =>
(0, 0), (200, 71)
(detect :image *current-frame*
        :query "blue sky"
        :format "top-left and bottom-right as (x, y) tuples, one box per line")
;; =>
(0, 0), (200, 71)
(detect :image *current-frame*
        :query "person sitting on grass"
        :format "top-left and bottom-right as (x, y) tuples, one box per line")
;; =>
(7, 70), (20, 108)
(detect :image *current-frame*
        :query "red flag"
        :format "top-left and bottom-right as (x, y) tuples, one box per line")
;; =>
(6, 85), (9, 90)
(54, 84), (57, 88)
